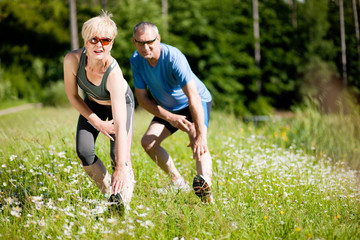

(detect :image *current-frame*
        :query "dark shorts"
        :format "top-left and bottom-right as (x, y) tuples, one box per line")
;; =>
(152, 101), (212, 134)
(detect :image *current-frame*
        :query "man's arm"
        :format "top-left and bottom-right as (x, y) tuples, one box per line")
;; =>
(135, 88), (192, 132)
(182, 80), (208, 160)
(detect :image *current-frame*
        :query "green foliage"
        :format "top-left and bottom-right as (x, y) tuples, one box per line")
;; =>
(1, 0), (360, 116)
(0, 64), (41, 101)
(248, 96), (273, 115)
(41, 81), (70, 107)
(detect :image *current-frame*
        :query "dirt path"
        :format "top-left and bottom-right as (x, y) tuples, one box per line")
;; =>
(0, 103), (42, 117)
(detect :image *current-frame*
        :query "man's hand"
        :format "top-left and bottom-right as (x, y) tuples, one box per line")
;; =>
(169, 114), (192, 132)
(191, 134), (208, 161)
(187, 124), (209, 161)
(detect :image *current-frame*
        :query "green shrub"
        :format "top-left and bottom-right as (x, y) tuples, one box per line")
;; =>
(41, 80), (70, 107)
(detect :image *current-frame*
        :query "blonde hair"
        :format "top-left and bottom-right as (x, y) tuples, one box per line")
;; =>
(81, 10), (117, 44)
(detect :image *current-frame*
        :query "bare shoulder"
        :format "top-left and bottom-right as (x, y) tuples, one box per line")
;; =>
(108, 61), (124, 81)
(107, 62), (126, 91)
(64, 48), (83, 66)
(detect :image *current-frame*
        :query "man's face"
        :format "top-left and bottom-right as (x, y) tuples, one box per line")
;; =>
(132, 28), (160, 61)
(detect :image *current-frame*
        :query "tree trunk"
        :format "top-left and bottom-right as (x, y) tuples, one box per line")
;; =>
(288, 0), (297, 28)
(69, 0), (79, 50)
(352, 0), (360, 57)
(162, 0), (168, 41)
(102, 0), (107, 10)
(339, 0), (347, 87)
(253, 0), (261, 95)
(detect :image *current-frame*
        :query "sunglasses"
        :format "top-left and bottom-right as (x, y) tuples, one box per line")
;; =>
(134, 36), (157, 46)
(89, 37), (113, 46)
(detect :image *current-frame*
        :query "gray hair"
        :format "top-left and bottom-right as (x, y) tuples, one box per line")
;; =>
(132, 22), (159, 37)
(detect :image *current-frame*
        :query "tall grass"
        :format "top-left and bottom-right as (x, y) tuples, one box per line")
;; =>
(252, 101), (360, 170)
(0, 107), (359, 239)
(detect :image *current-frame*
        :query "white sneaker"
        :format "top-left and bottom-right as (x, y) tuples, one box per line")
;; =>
(170, 177), (190, 192)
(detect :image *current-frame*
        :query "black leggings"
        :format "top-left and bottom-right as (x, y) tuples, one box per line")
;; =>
(75, 86), (134, 169)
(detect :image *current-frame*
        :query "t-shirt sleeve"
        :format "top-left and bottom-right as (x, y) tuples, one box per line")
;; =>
(171, 49), (194, 88)
(130, 56), (146, 89)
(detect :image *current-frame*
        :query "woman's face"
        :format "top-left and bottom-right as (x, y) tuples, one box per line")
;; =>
(86, 35), (114, 59)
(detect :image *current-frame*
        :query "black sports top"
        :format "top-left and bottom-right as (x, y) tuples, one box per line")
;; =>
(76, 48), (118, 100)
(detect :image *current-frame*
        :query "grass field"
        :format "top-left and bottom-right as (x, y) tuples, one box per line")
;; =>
(0, 107), (359, 239)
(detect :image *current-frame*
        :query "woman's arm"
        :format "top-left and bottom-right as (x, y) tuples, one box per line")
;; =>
(106, 66), (128, 194)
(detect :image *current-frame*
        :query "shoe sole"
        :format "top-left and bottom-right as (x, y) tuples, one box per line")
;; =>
(109, 193), (125, 215)
(192, 174), (212, 203)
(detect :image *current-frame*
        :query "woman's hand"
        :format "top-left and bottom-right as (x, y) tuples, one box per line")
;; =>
(111, 165), (128, 194)
(96, 119), (115, 141)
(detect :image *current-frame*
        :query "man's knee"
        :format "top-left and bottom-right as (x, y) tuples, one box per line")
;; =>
(141, 134), (158, 153)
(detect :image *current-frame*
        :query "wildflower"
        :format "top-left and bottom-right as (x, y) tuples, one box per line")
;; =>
(78, 226), (86, 234)
(336, 214), (341, 219)
(5, 197), (14, 205)
(10, 155), (17, 161)
(295, 227), (301, 232)
(10, 206), (22, 218)
(57, 151), (66, 159)
(107, 218), (117, 224)
(280, 211), (284, 215)
(145, 220), (154, 228)
(38, 219), (46, 226)
(264, 216), (268, 219)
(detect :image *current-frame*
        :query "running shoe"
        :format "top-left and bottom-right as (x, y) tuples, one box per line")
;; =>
(192, 174), (213, 203)
(108, 193), (125, 216)
(170, 177), (190, 192)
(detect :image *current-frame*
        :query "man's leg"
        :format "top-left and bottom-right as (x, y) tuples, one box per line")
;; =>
(187, 126), (213, 184)
(141, 121), (182, 180)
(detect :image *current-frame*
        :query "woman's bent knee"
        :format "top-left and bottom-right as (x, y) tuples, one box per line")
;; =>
(76, 147), (97, 166)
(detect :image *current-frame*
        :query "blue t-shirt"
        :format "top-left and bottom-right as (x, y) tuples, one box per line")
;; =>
(130, 43), (212, 111)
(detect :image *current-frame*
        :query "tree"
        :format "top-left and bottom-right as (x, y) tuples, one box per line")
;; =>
(352, 0), (360, 58)
(69, 0), (79, 50)
(339, 0), (347, 86)
(288, 0), (297, 28)
(162, 0), (168, 42)
(253, 0), (261, 96)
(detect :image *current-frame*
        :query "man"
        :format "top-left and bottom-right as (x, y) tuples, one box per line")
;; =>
(130, 22), (213, 203)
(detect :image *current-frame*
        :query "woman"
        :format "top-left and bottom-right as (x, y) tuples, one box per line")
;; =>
(63, 11), (135, 209)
